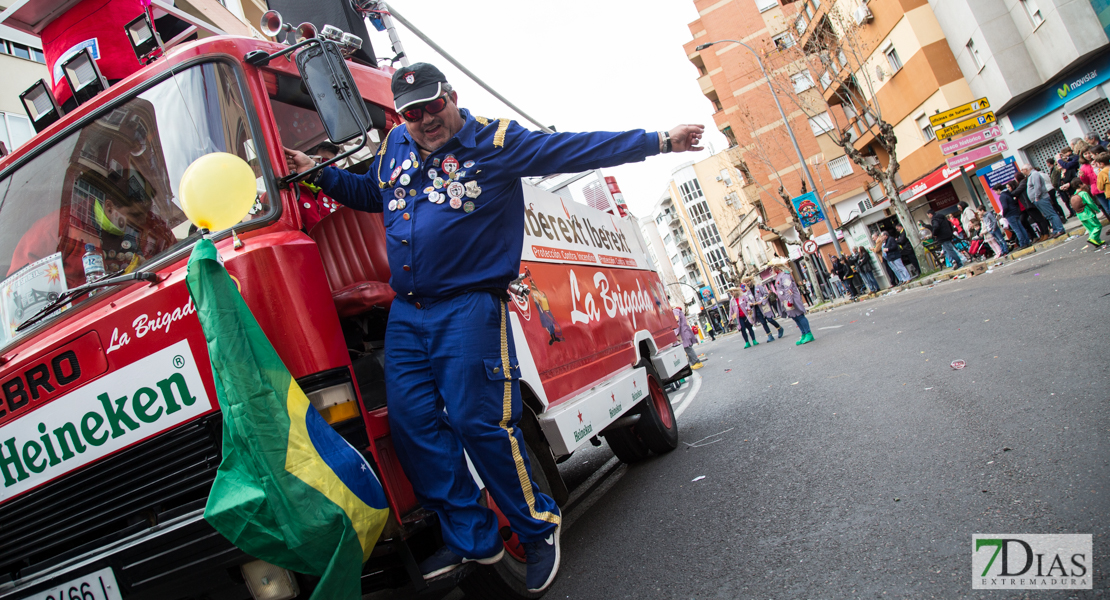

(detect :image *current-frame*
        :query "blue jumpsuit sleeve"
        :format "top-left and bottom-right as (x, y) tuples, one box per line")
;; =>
(497, 120), (661, 179)
(317, 158), (385, 213)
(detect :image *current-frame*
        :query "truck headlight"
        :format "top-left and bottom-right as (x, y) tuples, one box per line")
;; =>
(241, 559), (300, 600)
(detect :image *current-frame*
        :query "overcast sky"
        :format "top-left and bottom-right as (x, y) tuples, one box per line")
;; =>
(363, 0), (729, 217)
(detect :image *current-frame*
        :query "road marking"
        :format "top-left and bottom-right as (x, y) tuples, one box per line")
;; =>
(818, 325), (843, 330)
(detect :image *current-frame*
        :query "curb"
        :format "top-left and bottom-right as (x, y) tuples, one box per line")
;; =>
(815, 230), (1084, 313)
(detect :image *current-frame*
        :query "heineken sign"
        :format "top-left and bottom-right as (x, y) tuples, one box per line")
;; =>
(0, 340), (211, 500)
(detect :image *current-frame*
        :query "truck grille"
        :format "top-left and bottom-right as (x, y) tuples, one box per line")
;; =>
(0, 415), (222, 580)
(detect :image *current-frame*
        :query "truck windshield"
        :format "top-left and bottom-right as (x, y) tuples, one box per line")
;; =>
(0, 62), (268, 344)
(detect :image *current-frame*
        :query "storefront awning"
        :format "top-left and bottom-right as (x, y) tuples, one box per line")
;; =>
(898, 163), (975, 205)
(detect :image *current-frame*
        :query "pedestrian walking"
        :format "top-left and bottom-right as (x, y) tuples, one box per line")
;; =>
(674, 308), (704, 369)
(771, 262), (813, 345)
(739, 277), (785, 343)
(1022, 165), (1066, 236)
(928, 209), (965, 270)
(285, 62), (705, 591)
(995, 184), (1031, 248)
(1012, 173), (1049, 240)
(728, 289), (758, 349)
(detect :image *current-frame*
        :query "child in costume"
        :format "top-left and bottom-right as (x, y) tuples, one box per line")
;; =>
(1070, 181), (1104, 247)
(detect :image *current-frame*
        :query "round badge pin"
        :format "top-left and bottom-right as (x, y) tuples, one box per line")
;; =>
(390, 166), (402, 181)
(463, 200), (475, 213)
(447, 181), (465, 199)
(428, 168), (437, 179)
(401, 159), (412, 171)
(409, 189), (417, 197)
(399, 174), (411, 186)
(424, 186), (435, 194)
(390, 158), (395, 169)
(409, 151), (417, 164)
(433, 177), (445, 189)
(303, 202), (311, 209)
(394, 187), (406, 199)
(442, 155), (459, 174)
(449, 197), (463, 209)
(463, 160), (475, 169)
(397, 199), (406, 210)
(388, 199), (397, 211)
(428, 191), (440, 204)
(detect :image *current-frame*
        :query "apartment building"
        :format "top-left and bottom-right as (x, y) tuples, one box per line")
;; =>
(638, 214), (685, 307)
(929, 0), (1110, 173)
(793, 0), (982, 247)
(685, 0), (875, 274)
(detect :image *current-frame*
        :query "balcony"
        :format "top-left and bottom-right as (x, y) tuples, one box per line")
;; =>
(698, 73), (715, 96)
(681, 254), (698, 268)
(674, 232), (690, 247)
(667, 211), (682, 227)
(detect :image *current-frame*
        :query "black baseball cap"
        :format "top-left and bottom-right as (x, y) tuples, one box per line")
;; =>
(391, 63), (448, 112)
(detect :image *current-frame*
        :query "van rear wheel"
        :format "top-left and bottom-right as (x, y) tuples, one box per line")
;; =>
(633, 360), (678, 454)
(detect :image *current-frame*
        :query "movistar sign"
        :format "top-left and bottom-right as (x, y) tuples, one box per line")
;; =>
(1010, 52), (1110, 131)
(0, 340), (211, 500)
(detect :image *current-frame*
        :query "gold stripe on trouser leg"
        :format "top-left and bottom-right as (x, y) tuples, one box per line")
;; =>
(498, 303), (560, 526)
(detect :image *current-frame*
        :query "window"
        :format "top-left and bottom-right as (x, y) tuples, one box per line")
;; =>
(916, 114), (935, 141)
(31, 48), (45, 63)
(9, 41), (30, 61)
(688, 200), (713, 225)
(679, 179), (705, 204)
(827, 155), (853, 179)
(663, 233), (672, 245)
(722, 126), (738, 148)
(808, 112), (835, 136)
(755, 0), (779, 12)
(838, 49), (848, 67)
(1020, 0), (1044, 27)
(885, 46), (902, 72)
(0, 40), (7, 54)
(0, 112), (33, 153)
(796, 17), (807, 35)
(966, 39), (984, 70)
(792, 71), (815, 93)
(772, 32), (795, 50)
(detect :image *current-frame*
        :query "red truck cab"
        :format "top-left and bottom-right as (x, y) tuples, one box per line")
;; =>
(0, 21), (688, 600)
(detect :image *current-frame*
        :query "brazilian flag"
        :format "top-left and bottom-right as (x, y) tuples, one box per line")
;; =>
(185, 239), (389, 600)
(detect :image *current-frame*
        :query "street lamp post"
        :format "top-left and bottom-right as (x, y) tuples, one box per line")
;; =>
(695, 38), (844, 258)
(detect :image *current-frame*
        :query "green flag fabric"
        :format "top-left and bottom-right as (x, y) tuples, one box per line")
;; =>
(186, 239), (390, 600)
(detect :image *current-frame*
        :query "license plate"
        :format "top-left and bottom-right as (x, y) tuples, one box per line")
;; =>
(23, 568), (123, 600)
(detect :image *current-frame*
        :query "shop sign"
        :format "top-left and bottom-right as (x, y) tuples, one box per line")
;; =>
(1008, 51), (1110, 130)
(929, 98), (990, 127)
(946, 140), (1008, 169)
(936, 112), (996, 139)
(940, 126), (1004, 155)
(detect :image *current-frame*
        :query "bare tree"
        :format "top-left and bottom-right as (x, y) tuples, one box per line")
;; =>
(761, 4), (928, 268)
(727, 104), (828, 305)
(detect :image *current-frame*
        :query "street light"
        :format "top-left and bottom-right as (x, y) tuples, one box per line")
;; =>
(695, 39), (843, 258)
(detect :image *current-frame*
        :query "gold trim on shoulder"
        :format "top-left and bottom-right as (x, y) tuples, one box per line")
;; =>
(475, 115), (490, 126)
(493, 119), (510, 148)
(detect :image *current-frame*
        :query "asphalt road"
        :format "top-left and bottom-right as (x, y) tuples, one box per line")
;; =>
(542, 236), (1109, 599)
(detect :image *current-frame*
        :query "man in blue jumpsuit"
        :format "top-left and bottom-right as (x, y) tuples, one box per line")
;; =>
(285, 63), (703, 592)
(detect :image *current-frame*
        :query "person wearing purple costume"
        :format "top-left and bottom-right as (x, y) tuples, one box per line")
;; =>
(771, 262), (813, 345)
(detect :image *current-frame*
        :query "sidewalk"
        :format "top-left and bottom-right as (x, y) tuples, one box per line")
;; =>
(813, 216), (1098, 313)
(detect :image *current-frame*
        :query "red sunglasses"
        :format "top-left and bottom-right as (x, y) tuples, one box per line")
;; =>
(401, 94), (449, 122)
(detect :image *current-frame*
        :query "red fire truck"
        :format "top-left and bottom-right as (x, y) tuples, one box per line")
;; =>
(0, 6), (689, 600)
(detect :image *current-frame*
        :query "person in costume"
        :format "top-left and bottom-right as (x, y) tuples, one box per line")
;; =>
(771, 261), (813, 345)
(283, 63), (704, 592)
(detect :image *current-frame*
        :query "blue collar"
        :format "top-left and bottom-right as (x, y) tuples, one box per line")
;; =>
(399, 108), (478, 150)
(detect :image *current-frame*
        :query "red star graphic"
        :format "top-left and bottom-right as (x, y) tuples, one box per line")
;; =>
(611, 393), (616, 403)
(577, 411), (583, 423)
(633, 379), (637, 387)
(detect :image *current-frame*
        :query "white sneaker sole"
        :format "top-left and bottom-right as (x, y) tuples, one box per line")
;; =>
(527, 525), (561, 593)
(422, 548), (505, 580)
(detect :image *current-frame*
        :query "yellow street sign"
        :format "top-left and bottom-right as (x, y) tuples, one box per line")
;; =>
(936, 111), (996, 140)
(929, 98), (991, 127)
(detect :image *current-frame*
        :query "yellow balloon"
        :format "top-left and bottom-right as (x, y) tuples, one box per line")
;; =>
(179, 152), (257, 231)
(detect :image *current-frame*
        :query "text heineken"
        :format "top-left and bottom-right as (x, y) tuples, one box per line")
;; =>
(0, 340), (211, 500)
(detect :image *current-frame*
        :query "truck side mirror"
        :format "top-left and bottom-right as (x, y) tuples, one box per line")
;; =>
(295, 40), (373, 144)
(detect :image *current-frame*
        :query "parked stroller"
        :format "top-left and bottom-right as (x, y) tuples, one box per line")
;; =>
(967, 236), (993, 260)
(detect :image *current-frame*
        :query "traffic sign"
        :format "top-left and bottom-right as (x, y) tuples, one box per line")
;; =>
(929, 97), (990, 127)
(803, 239), (818, 255)
(937, 111), (996, 140)
(940, 126), (1004, 155)
(945, 140), (1008, 169)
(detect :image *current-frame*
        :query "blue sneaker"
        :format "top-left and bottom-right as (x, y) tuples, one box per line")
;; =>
(524, 525), (561, 592)
(419, 545), (504, 579)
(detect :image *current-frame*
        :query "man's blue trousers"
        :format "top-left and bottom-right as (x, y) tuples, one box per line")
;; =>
(385, 291), (561, 558)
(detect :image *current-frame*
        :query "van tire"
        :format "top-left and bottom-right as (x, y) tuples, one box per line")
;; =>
(459, 437), (557, 599)
(633, 360), (679, 454)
